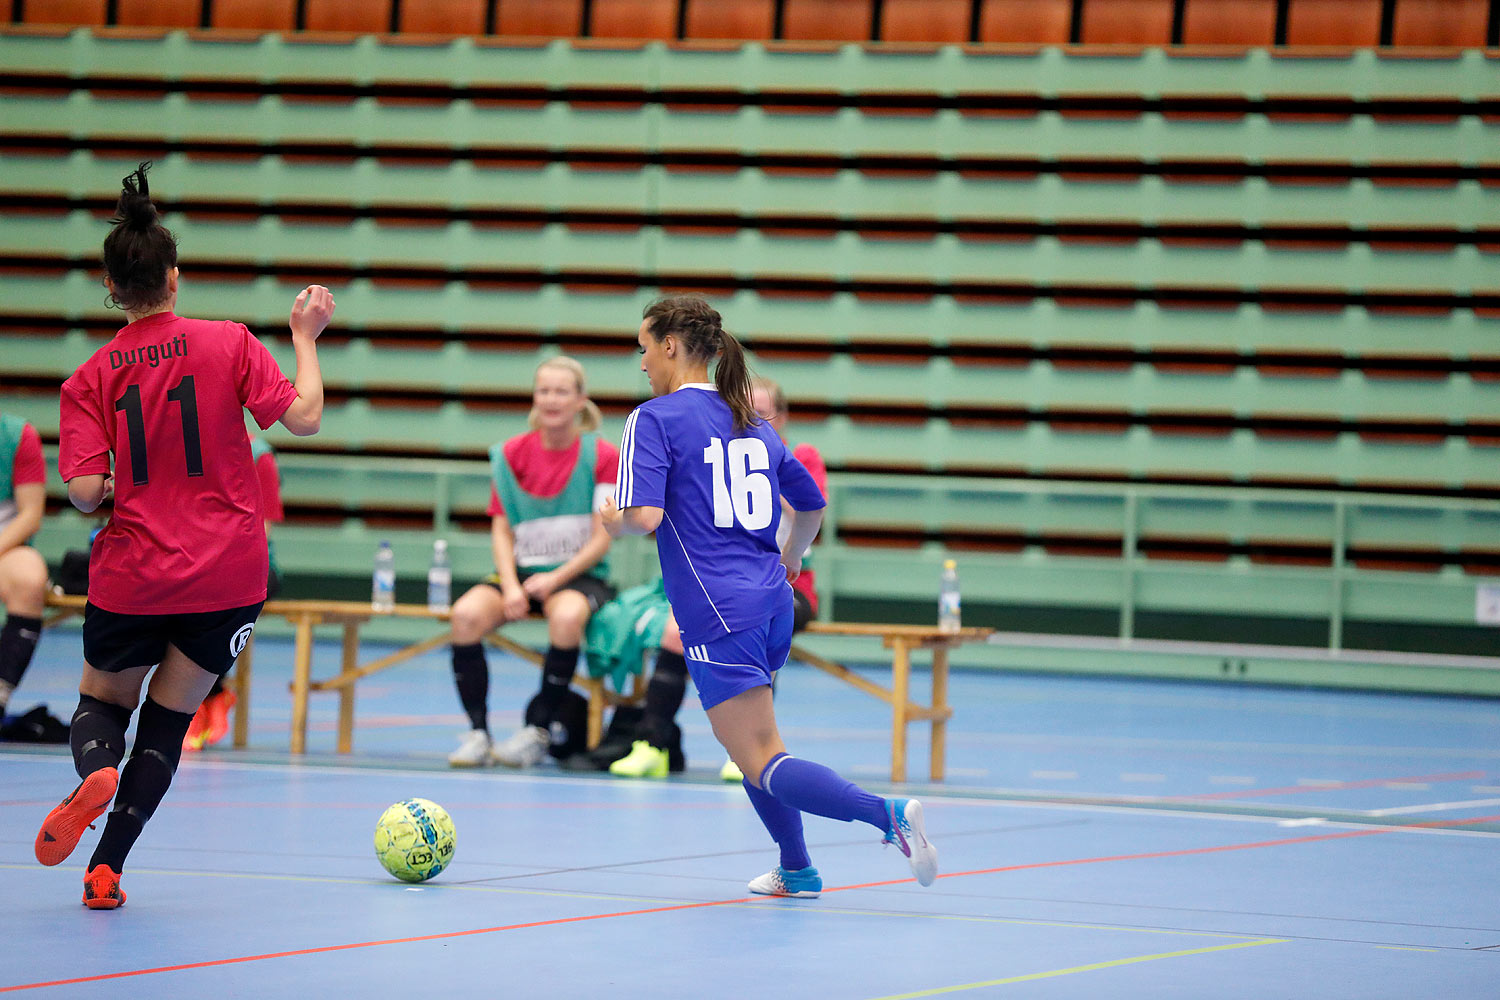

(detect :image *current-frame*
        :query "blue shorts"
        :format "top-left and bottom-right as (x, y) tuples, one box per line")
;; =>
(682, 600), (794, 710)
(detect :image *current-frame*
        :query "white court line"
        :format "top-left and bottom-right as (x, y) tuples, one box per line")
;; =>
(1365, 797), (1500, 818)
(1296, 778), (1343, 787)
(1472, 785), (1500, 793)
(1031, 770), (1079, 780)
(1209, 776), (1258, 786)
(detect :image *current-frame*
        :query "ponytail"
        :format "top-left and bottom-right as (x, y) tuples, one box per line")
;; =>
(713, 330), (756, 433)
(102, 161), (178, 313)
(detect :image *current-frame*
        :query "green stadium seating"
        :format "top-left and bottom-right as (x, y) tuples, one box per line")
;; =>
(3, 32), (1496, 649)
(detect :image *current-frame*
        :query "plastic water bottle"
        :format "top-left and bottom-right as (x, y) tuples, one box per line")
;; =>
(372, 540), (396, 612)
(427, 538), (452, 614)
(938, 558), (961, 633)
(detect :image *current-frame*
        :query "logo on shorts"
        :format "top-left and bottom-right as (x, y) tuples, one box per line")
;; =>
(229, 623), (255, 657)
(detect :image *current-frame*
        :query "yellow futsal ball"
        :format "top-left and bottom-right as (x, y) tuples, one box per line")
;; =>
(374, 798), (456, 883)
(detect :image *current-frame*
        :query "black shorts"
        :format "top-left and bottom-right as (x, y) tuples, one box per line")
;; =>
(791, 588), (814, 633)
(82, 601), (264, 676)
(483, 571), (617, 616)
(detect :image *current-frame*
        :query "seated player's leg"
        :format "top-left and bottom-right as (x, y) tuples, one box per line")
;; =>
(495, 585), (596, 768)
(612, 611), (686, 779)
(0, 545), (48, 717)
(446, 583), (507, 766)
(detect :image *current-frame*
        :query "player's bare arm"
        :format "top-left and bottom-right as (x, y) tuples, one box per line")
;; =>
(0, 480), (45, 554)
(522, 513), (612, 601)
(279, 284), (335, 436)
(600, 495), (663, 538)
(779, 507), (823, 582)
(488, 514), (530, 619)
(65, 474), (113, 514)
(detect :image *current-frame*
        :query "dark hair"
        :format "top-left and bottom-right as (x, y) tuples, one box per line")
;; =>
(103, 161), (178, 313)
(642, 295), (758, 432)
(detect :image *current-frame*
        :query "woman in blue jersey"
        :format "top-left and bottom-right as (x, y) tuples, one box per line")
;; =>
(602, 296), (937, 896)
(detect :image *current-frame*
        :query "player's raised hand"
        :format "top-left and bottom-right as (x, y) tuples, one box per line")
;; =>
(289, 284), (336, 340)
(599, 495), (625, 538)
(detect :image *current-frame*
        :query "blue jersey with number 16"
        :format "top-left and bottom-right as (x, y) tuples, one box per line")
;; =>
(617, 384), (826, 644)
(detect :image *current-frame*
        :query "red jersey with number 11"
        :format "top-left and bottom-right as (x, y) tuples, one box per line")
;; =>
(59, 312), (299, 615)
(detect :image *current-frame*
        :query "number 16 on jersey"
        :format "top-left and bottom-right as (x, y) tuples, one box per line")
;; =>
(703, 436), (772, 531)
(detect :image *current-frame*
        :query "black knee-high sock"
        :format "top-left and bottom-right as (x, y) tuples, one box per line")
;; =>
(638, 650), (687, 750)
(524, 645), (578, 727)
(0, 614), (42, 714)
(70, 694), (132, 778)
(89, 697), (194, 873)
(451, 643), (489, 732)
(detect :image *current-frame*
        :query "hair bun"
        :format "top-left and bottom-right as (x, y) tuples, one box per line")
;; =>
(119, 195), (158, 229)
(112, 161), (160, 230)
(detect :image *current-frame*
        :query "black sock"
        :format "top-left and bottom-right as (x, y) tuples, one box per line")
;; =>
(451, 643), (489, 732)
(70, 694), (132, 778)
(525, 646), (578, 727)
(0, 614), (42, 712)
(639, 650), (687, 749)
(89, 697), (194, 873)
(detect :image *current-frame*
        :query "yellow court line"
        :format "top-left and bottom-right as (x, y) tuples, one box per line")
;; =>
(1373, 946), (1440, 953)
(864, 938), (1288, 1000)
(773, 901), (1274, 942)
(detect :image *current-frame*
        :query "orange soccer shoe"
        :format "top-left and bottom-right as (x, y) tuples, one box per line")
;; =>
(82, 864), (126, 910)
(182, 702), (212, 752)
(203, 688), (237, 747)
(35, 767), (118, 867)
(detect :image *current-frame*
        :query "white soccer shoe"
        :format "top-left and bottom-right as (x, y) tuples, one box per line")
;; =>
(447, 729), (494, 767)
(748, 865), (822, 898)
(883, 798), (938, 886)
(491, 725), (550, 768)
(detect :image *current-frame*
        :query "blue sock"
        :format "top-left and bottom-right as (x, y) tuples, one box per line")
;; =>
(742, 779), (812, 872)
(760, 753), (890, 834)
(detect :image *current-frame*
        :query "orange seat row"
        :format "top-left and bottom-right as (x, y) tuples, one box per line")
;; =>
(13, 0), (1494, 48)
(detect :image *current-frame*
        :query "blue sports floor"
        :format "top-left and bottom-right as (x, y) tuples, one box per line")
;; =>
(3, 628), (1497, 997)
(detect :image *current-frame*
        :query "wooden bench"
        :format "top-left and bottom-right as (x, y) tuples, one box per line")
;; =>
(42, 593), (642, 755)
(44, 592), (989, 781)
(792, 622), (991, 783)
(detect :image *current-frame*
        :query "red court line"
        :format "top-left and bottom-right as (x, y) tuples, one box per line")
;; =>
(7, 812), (1498, 993)
(1174, 770), (1485, 802)
(1, 800), (742, 811)
(0, 897), (755, 994)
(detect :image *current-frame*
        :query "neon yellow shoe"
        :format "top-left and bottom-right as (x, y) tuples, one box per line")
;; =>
(720, 757), (744, 783)
(609, 740), (668, 779)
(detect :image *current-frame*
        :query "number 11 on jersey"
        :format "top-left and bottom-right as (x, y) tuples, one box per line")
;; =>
(703, 436), (773, 531)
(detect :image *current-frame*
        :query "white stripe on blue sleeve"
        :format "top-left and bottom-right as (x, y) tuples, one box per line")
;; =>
(618, 409), (640, 507)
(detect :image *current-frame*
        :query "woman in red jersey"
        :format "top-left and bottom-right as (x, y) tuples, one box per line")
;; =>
(36, 163), (334, 909)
